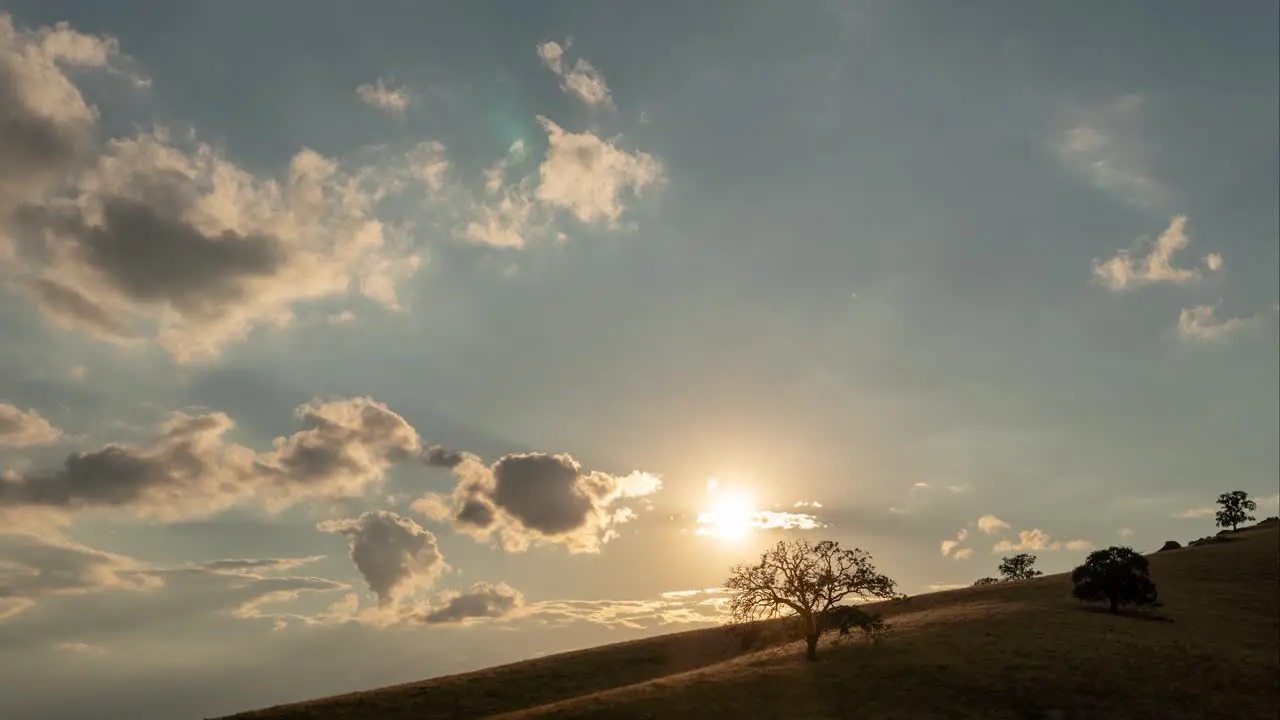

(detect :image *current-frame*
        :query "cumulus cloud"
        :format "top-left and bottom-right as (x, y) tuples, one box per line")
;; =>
(977, 514), (1010, 535)
(536, 40), (613, 108)
(413, 581), (524, 625)
(992, 529), (1093, 553)
(0, 403), (62, 448)
(0, 16), (432, 361)
(0, 397), (424, 521)
(356, 78), (410, 115)
(952, 548), (974, 560)
(1178, 303), (1275, 342)
(1092, 216), (1220, 291)
(412, 452), (661, 554)
(318, 510), (448, 607)
(535, 117), (663, 225)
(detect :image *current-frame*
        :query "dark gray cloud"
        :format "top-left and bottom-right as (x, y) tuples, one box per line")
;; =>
(318, 510), (447, 606)
(418, 582), (523, 625)
(411, 452), (661, 553)
(0, 397), (422, 521)
(0, 402), (62, 448)
(0, 14), (432, 362)
(423, 445), (468, 468)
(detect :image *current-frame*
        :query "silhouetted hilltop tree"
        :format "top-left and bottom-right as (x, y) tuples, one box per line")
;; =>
(972, 576), (1000, 586)
(724, 538), (900, 661)
(1215, 490), (1257, 532)
(998, 553), (1042, 581)
(1070, 546), (1159, 614)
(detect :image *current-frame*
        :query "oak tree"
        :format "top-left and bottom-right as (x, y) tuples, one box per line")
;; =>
(724, 538), (900, 661)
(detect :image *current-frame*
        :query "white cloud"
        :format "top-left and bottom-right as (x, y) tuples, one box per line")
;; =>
(1117, 528), (1134, 539)
(1178, 304), (1275, 342)
(55, 641), (107, 655)
(992, 529), (1093, 553)
(977, 514), (1011, 535)
(952, 548), (974, 560)
(1175, 507), (1216, 518)
(535, 117), (663, 225)
(356, 78), (409, 115)
(940, 527), (971, 558)
(536, 40), (613, 108)
(1092, 216), (1220, 291)
(940, 540), (960, 556)
(0, 403), (62, 448)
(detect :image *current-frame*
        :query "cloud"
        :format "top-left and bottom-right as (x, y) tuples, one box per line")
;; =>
(992, 529), (1093, 553)
(1175, 507), (1216, 518)
(483, 139), (528, 195)
(1178, 303), (1275, 342)
(0, 17), (432, 360)
(412, 453), (661, 554)
(793, 501), (823, 508)
(535, 117), (663, 226)
(926, 583), (968, 592)
(940, 528), (971, 558)
(1117, 528), (1134, 539)
(536, 40), (613, 108)
(1054, 94), (1164, 207)
(355, 78), (409, 115)
(527, 588), (731, 630)
(1092, 216), (1220, 291)
(976, 514), (1010, 535)
(413, 582), (524, 625)
(192, 556), (327, 575)
(0, 531), (159, 620)
(318, 510), (448, 607)
(0, 397), (425, 521)
(55, 641), (106, 655)
(0, 403), (62, 448)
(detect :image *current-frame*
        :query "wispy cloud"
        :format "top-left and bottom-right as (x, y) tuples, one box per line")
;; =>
(1175, 507), (1216, 518)
(536, 40), (613, 108)
(1054, 94), (1164, 208)
(1178, 303), (1277, 342)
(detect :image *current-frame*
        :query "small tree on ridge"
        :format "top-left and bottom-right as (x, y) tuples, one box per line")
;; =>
(1215, 490), (1257, 532)
(998, 553), (1042, 581)
(1070, 546), (1159, 614)
(724, 538), (900, 661)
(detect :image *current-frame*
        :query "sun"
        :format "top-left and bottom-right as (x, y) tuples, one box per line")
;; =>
(696, 491), (758, 542)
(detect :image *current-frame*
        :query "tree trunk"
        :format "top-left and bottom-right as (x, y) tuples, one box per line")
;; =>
(805, 633), (819, 661)
(1109, 596), (1118, 614)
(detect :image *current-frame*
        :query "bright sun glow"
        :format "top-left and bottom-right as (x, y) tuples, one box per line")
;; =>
(695, 491), (758, 541)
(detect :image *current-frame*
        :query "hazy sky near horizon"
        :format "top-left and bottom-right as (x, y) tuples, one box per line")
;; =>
(1, 1), (1277, 718)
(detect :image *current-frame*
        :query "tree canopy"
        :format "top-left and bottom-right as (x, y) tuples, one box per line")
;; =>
(997, 553), (1042, 581)
(1215, 490), (1257, 532)
(724, 538), (900, 660)
(1070, 546), (1159, 614)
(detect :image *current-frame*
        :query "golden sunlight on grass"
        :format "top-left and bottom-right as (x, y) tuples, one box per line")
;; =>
(221, 523), (1278, 720)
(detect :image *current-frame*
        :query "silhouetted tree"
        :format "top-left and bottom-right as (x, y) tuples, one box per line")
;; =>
(1070, 546), (1159, 614)
(998, 553), (1042, 581)
(724, 538), (900, 661)
(820, 604), (889, 643)
(972, 576), (1001, 586)
(1215, 490), (1257, 532)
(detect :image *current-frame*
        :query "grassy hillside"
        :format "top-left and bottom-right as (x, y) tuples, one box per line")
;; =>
(220, 523), (1279, 720)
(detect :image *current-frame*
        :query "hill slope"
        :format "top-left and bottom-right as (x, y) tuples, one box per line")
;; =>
(221, 524), (1280, 720)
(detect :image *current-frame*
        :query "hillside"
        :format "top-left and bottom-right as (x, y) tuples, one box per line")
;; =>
(220, 523), (1280, 720)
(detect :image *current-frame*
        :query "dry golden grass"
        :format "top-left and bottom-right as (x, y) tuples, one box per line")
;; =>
(219, 522), (1279, 720)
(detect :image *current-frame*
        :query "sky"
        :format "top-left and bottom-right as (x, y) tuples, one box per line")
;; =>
(0, 1), (1277, 717)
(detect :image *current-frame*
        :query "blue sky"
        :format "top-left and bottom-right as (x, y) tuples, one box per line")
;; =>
(1, 1), (1277, 717)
